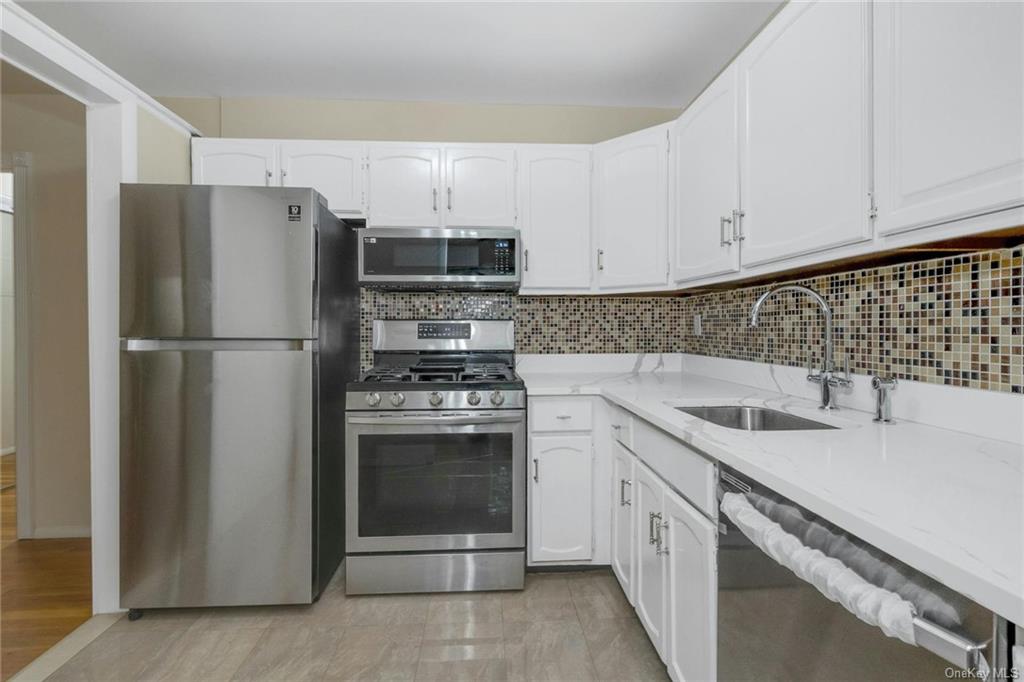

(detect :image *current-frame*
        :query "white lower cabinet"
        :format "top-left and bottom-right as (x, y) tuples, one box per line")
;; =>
(611, 442), (637, 605)
(607, 410), (718, 681)
(663, 487), (717, 682)
(634, 461), (667, 656)
(529, 434), (593, 562)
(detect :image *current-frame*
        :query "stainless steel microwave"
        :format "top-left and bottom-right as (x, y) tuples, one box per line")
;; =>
(357, 228), (520, 291)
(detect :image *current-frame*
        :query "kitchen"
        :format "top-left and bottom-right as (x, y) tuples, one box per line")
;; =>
(0, 1), (1021, 681)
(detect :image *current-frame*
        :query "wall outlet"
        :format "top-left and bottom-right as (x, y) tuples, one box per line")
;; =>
(693, 313), (703, 336)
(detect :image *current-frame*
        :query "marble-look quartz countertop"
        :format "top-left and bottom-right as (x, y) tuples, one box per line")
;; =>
(520, 367), (1024, 625)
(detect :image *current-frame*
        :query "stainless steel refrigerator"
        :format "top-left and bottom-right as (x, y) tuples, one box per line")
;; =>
(119, 184), (359, 610)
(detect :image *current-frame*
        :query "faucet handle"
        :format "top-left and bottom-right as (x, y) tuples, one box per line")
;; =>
(828, 355), (854, 387)
(806, 353), (819, 380)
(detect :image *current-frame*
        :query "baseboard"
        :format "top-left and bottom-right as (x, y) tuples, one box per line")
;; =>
(30, 525), (91, 539)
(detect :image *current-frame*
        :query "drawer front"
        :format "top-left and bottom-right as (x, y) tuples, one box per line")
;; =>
(608, 403), (634, 450)
(632, 418), (716, 517)
(529, 397), (593, 432)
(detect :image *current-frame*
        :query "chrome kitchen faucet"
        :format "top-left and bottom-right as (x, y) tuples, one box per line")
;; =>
(749, 284), (852, 410)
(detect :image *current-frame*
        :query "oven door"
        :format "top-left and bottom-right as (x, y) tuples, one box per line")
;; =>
(345, 410), (526, 553)
(357, 227), (520, 290)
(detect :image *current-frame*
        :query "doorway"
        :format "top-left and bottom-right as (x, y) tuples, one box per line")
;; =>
(0, 61), (92, 681)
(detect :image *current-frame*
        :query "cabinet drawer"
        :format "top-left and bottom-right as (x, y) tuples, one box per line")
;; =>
(632, 418), (716, 517)
(529, 397), (592, 432)
(608, 403), (634, 450)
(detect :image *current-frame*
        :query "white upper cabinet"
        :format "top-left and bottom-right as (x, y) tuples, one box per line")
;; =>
(594, 125), (670, 290)
(517, 146), (592, 292)
(280, 141), (366, 214)
(529, 434), (593, 563)
(874, 1), (1024, 235)
(738, 0), (873, 267)
(663, 487), (717, 682)
(444, 147), (517, 227)
(366, 146), (442, 227)
(611, 442), (636, 605)
(671, 63), (741, 284)
(192, 139), (277, 187)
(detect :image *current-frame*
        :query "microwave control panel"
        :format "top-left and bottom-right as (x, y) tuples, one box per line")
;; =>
(493, 240), (515, 274)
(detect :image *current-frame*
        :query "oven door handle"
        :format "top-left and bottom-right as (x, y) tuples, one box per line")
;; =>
(347, 413), (524, 426)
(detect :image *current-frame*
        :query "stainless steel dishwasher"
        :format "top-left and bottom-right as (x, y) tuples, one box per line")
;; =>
(716, 464), (1015, 681)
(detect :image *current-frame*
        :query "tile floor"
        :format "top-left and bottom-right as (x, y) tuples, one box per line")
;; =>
(48, 569), (669, 681)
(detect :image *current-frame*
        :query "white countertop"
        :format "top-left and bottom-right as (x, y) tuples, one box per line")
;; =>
(521, 366), (1024, 624)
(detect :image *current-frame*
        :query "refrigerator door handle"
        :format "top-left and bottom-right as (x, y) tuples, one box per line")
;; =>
(121, 339), (317, 351)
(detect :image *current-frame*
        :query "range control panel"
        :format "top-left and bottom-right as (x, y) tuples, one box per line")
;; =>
(417, 322), (472, 340)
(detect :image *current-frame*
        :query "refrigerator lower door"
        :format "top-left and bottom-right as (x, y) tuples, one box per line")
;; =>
(120, 342), (314, 608)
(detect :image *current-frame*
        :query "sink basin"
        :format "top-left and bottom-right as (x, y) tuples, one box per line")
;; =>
(674, 405), (837, 431)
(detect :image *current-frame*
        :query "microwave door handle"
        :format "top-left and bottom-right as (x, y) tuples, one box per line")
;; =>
(348, 414), (523, 426)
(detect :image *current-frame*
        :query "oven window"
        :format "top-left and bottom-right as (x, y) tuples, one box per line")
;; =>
(358, 432), (514, 537)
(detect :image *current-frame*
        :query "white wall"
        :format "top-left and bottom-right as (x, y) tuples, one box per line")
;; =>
(1, 64), (92, 537)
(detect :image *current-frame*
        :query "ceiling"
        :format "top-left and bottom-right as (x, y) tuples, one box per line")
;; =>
(22, 1), (781, 108)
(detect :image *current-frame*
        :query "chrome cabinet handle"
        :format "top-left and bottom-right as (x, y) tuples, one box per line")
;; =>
(555, 414), (571, 420)
(432, 188), (438, 212)
(524, 249), (529, 272)
(532, 458), (539, 482)
(732, 209), (746, 241)
(265, 169), (273, 186)
(656, 519), (669, 555)
(447, 186), (452, 211)
(597, 249), (604, 271)
(611, 424), (621, 431)
(619, 479), (632, 506)
(720, 216), (733, 246)
(648, 512), (658, 544)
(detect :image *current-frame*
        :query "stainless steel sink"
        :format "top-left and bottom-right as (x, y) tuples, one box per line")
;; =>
(674, 405), (837, 431)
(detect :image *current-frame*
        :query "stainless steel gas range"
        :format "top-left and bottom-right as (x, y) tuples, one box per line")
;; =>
(344, 320), (525, 594)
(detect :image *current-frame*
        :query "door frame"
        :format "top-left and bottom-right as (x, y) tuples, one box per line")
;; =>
(1, 2), (198, 614)
(0, 153), (35, 539)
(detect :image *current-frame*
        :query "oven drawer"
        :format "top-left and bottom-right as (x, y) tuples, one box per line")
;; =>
(529, 397), (592, 432)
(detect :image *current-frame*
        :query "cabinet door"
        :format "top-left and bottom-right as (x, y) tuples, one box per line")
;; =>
(671, 64), (741, 283)
(874, 2), (1024, 235)
(663, 488), (717, 682)
(634, 461), (666, 656)
(191, 139), (277, 187)
(738, 1), (872, 267)
(366, 146), (442, 227)
(280, 141), (366, 215)
(518, 146), (592, 292)
(444, 147), (516, 227)
(611, 442), (636, 605)
(594, 126), (669, 290)
(529, 435), (593, 562)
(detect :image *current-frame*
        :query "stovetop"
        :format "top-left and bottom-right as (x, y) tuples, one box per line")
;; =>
(360, 361), (518, 385)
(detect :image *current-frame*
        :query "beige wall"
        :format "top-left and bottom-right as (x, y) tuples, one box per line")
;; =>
(158, 96), (679, 143)
(1, 64), (91, 536)
(137, 105), (192, 183)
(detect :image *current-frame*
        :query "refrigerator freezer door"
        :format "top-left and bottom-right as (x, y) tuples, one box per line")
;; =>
(120, 346), (314, 607)
(120, 184), (317, 339)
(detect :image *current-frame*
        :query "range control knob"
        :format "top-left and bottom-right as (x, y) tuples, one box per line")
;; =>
(467, 391), (482, 406)
(365, 392), (381, 407)
(390, 392), (406, 407)
(428, 391), (444, 407)
(490, 391), (505, 406)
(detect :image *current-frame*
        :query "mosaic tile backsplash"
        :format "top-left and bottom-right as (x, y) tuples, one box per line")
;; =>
(360, 246), (1023, 393)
